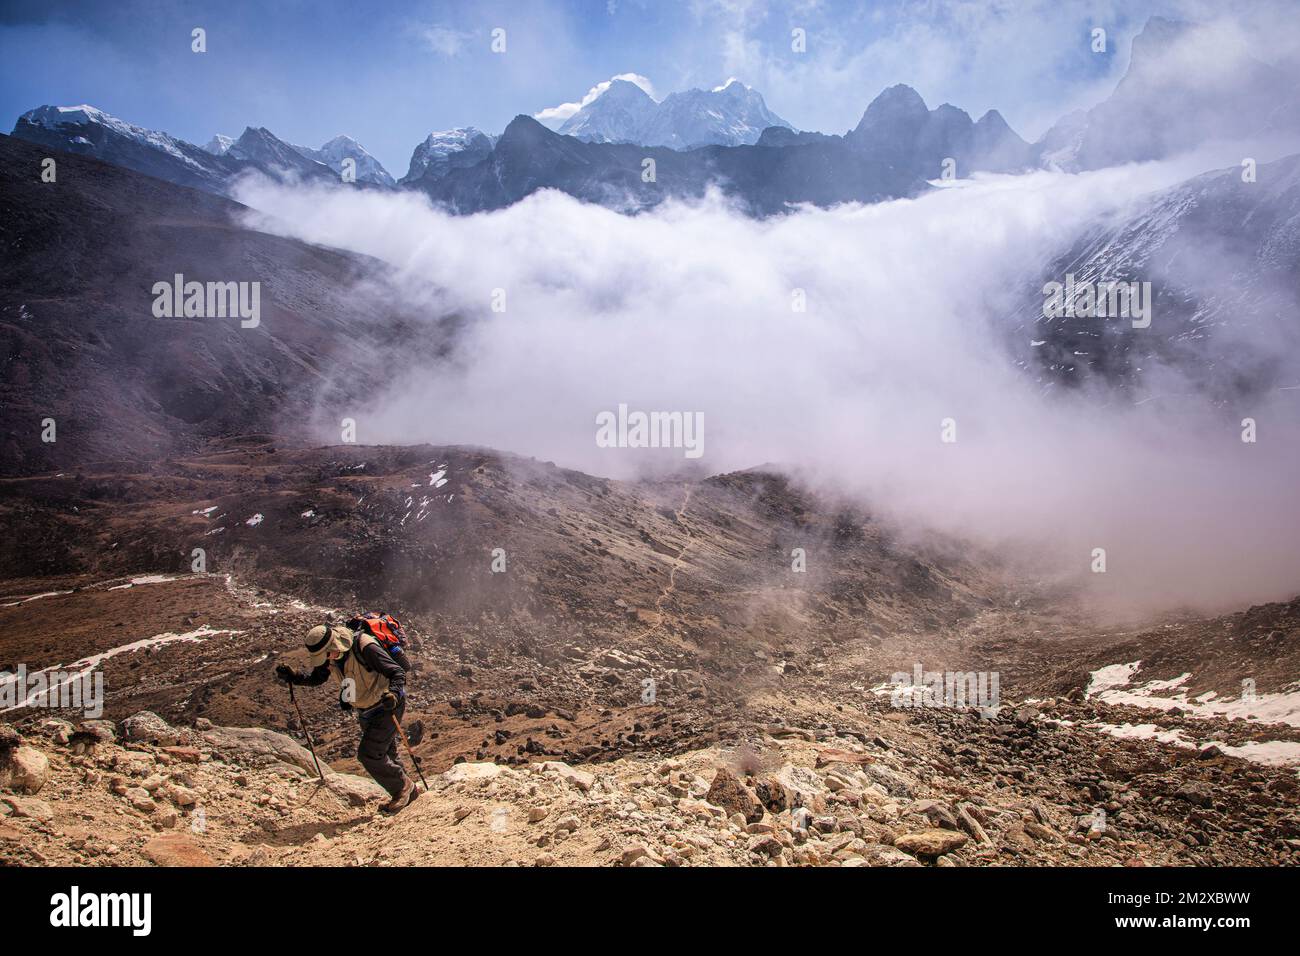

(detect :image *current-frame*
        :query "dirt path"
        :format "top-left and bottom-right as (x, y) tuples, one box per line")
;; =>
(642, 485), (696, 640)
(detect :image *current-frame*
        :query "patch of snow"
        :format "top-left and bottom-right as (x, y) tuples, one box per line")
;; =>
(245, 513), (264, 527)
(1088, 721), (1300, 768)
(0, 590), (73, 608)
(0, 626), (242, 712)
(1089, 661), (1300, 728)
(1086, 661), (1142, 696)
(107, 574), (178, 590)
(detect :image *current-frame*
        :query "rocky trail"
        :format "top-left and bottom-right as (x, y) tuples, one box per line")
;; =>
(4, 673), (1297, 867)
(2, 574), (1297, 867)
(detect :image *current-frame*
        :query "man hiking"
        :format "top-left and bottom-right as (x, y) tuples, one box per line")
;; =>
(275, 621), (419, 814)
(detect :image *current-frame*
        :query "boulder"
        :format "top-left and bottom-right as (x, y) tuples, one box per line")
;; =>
(36, 718), (74, 743)
(751, 776), (788, 812)
(201, 726), (317, 776)
(620, 844), (652, 866)
(706, 767), (764, 823)
(325, 773), (387, 807)
(0, 745), (49, 794)
(1175, 783), (1214, 808)
(1013, 705), (1040, 725)
(78, 719), (116, 742)
(860, 763), (914, 799)
(955, 803), (990, 843)
(0, 795), (53, 822)
(814, 748), (874, 768)
(894, 828), (969, 859)
(122, 711), (180, 745)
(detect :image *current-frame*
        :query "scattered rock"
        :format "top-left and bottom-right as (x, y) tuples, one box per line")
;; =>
(894, 828), (968, 859)
(125, 787), (156, 813)
(539, 761), (594, 792)
(163, 746), (202, 764)
(0, 795), (54, 822)
(620, 844), (651, 866)
(443, 762), (506, 784)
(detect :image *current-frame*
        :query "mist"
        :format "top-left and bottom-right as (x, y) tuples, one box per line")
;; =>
(232, 157), (1300, 619)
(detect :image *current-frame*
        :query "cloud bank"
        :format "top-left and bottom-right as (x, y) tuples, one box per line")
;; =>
(233, 159), (1300, 618)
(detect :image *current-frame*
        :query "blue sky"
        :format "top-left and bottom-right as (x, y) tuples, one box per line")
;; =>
(0, 0), (1258, 175)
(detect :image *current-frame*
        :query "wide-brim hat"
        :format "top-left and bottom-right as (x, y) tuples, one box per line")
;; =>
(304, 624), (353, 667)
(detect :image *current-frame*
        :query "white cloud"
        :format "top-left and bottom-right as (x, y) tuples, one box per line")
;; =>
(233, 154), (1300, 617)
(532, 73), (658, 128)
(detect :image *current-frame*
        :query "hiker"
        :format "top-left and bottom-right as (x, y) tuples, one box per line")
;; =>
(275, 622), (418, 814)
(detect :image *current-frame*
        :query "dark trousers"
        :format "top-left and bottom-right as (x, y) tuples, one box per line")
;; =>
(357, 699), (408, 798)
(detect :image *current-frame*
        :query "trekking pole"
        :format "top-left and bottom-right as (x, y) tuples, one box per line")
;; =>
(288, 682), (326, 783)
(392, 713), (428, 790)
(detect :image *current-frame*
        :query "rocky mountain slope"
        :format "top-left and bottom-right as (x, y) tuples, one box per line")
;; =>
(416, 113), (929, 214)
(1015, 152), (1300, 399)
(0, 133), (448, 476)
(11, 107), (349, 196)
(13, 17), (1298, 219)
(288, 135), (396, 187)
(845, 85), (1034, 176)
(400, 127), (496, 185)
(2, 432), (1297, 866)
(415, 82), (1035, 214)
(9, 82), (1029, 217)
(3, 576), (1296, 867)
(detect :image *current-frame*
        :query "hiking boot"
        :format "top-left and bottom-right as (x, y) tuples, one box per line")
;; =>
(380, 777), (415, 815)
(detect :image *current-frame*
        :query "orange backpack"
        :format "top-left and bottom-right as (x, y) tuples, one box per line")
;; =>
(346, 612), (412, 671)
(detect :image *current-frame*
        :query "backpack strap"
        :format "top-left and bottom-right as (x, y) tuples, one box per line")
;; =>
(350, 631), (378, 672)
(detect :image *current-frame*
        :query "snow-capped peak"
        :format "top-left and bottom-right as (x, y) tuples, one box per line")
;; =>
(24, 104), (169, 145)
(534, 74), (658, 130)
(18, 104), (211, 170)
(401, 127), (496, 184)
(203, 133), (234, 155)
(292, 134), (395, 186)
(543, 76), (790, 148)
